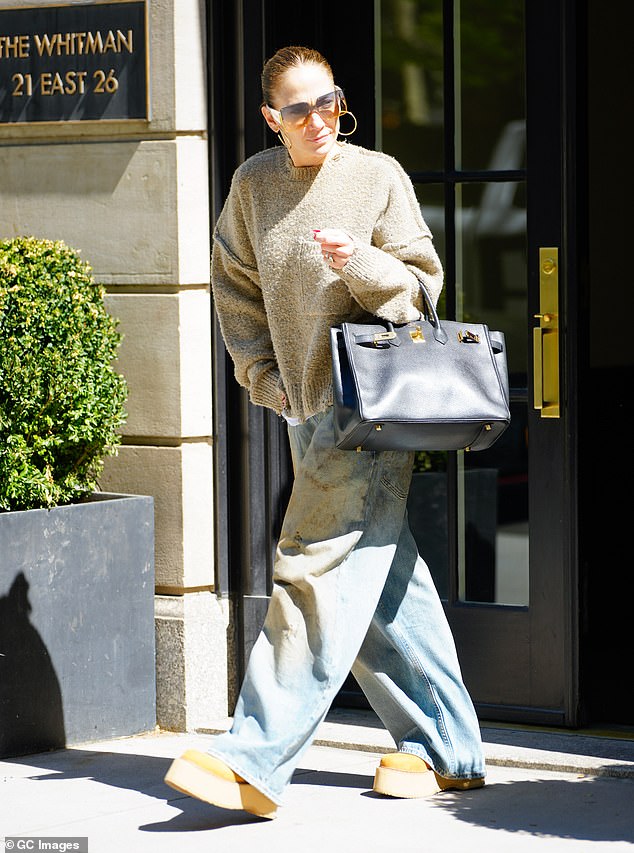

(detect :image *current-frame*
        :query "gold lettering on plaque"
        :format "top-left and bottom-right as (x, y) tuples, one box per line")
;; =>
(33, 29), (133, 57)
(0, 34), (31, 58)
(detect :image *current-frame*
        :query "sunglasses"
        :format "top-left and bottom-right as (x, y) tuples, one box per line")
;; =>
(268, 88), (347, 130)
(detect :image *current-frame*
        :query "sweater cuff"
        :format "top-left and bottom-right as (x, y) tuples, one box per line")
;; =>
(250, 366), (284, 414)
(340, 242), (378, 283)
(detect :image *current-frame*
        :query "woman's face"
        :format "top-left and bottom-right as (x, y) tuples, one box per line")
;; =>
(262, 63), (340, 167)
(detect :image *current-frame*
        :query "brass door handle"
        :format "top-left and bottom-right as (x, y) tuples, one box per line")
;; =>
(533, 248), (560, 418)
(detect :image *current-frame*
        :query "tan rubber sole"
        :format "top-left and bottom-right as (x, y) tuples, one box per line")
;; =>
(373, 766), (485, 799)
(437, 775), (486, 792)
(373, 765), (442, 798)
(164, 756), (278, 819)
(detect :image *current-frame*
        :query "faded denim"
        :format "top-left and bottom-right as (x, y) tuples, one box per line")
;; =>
(206, 408), (485, 805)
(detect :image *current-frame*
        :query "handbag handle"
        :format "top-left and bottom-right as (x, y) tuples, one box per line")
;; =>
(351, 269), (448, 348)
(412, 269), (448, 345)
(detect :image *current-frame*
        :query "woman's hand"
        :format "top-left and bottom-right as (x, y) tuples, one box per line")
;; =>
(313, 228), (356, 271)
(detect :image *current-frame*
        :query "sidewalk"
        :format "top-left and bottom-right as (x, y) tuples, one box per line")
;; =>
(2, 710), (633, 853)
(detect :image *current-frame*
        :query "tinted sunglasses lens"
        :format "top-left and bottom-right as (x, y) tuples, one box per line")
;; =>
(280, 102), (310, 127)
(316, 91), (337, 115)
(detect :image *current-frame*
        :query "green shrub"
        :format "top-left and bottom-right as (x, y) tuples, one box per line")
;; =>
(0, 237), (127, 511)
(413, 450), (447, 474)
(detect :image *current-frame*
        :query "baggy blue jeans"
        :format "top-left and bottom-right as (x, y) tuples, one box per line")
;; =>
(206, 408), (485, 805)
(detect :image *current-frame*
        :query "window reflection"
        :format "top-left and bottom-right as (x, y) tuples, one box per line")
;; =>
(379, 0), (444, 170)
(413, 150), (530, 607)
(458, 0), (526, 170)
(408, 452), (449, 599)
(381, 0), (529, 607)
(461, 122), (527, 314)
(457, 171), (528, 606)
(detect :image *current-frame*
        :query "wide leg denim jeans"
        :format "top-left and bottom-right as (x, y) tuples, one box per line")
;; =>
(207, 408), (485, 805)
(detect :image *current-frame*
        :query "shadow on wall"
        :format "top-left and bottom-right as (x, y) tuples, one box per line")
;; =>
(0, 572), (66, 757)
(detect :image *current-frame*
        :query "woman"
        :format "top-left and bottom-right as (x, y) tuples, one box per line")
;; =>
(165, 45), (485, 819)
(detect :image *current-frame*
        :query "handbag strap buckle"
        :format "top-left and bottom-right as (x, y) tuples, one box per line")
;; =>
(372, 331), (397, 346)
(352, 327), (401, 348)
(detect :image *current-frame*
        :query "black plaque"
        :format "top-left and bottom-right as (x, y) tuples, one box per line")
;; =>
(0, 1), (148, 124)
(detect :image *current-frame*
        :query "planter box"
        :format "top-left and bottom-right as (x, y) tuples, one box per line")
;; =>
(0, 493), (155, 758)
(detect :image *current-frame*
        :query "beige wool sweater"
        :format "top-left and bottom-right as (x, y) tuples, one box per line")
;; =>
(211, 142), (443, 422)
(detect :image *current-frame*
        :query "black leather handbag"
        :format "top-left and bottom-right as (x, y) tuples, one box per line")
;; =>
(330, 279), (511, 452)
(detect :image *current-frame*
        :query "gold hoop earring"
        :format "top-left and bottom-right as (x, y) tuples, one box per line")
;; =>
(337, 111), (357, 137)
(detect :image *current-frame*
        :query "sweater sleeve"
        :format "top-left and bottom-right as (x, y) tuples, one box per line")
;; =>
(337, 156), (443, 323)
(211, 182), (284, 414)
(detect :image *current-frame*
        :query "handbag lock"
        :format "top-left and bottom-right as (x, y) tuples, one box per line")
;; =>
(372, 331), (396, 346)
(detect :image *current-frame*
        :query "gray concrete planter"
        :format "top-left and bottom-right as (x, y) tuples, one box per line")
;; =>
(0, 493), (155, 758)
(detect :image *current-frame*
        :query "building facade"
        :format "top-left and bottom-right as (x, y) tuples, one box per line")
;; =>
(1, 0), (631, 734)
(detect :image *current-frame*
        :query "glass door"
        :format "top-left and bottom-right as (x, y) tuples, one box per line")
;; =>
(210, 0), (579, 725)
(375, 0), (577, 724)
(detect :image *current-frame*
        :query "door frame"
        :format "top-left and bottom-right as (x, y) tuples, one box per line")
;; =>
(207, 0), (584, 724)
(445, 0), (581, 726)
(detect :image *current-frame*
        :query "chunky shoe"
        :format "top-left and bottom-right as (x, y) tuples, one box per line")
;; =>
(373, 752), (485, 799)
(164, 750), (278, 819)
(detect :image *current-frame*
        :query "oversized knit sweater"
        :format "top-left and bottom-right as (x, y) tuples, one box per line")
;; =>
(211, 142), (443, 422)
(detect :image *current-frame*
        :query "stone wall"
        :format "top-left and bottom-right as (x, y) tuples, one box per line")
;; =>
(0, 0), (231, 730)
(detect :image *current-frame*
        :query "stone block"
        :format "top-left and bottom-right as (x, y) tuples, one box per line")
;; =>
(172, 0), (208, 132)
(105, 290), (212, 438)
(0, 137), (210, 285)
(155, 591), (232, 731)
(99, 443), (214, 589)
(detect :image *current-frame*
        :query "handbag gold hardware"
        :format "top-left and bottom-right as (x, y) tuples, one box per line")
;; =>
(466, 424), (492, 452)
(409, 326), (425, 342)
(533, 247), (560, 418)
(373, 331), (396, 345)
(458, 330), (480, 343)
